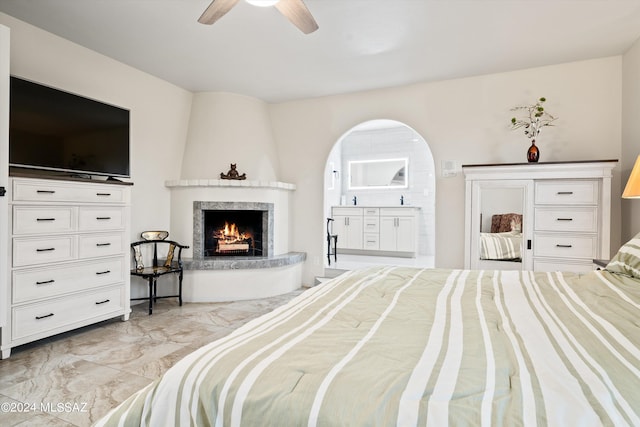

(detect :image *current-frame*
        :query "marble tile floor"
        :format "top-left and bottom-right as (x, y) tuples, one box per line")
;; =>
(0, 289), (305, 427)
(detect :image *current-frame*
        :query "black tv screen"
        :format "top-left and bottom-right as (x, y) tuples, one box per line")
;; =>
(9, 76), (130, 178)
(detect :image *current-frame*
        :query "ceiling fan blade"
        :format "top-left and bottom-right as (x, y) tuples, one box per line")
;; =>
(274, 0), (319, 34)
(198, 0), (241, 25)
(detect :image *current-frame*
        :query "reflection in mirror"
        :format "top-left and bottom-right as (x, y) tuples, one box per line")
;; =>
(478, 187), (523, 263)
(348, 158), (408, 189)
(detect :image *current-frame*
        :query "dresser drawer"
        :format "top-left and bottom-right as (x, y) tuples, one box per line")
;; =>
(12, 206), (75, 235)
(363, 233), (380, 250)
(78, 207), (125, 231)
(533, 234), (597, 259)
(533, 259), (594, 273)
(12, 257), (125, 304)
(363, 216), (379, 233)
(535, 180), (598, 205)
(12, 286), (124, 340)
(12, 179), (126, 204)
(13, 236), (75, 267)
(534, 207), (598, 233)
(78, 233), (125, 258)
(363, 208), (380, 216)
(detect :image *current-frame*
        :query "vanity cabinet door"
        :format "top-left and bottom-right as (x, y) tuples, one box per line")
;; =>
(333, 215), (363, 250)
(379, 217), (396, 251)
(379, 216), (416, 252)
(396, 217), (416, 252)
(345, 216), (363, 249)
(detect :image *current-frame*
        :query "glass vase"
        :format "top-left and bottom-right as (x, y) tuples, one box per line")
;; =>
(527, 140), (539, 163)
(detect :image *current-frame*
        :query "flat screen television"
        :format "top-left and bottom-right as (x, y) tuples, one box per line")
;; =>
(9, 76), (130, 178)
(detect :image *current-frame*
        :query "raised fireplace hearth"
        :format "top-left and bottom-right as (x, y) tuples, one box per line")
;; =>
(193, 201), (273, 259)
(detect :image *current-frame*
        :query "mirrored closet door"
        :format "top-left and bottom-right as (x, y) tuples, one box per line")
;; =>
(465, 179), (533, 270)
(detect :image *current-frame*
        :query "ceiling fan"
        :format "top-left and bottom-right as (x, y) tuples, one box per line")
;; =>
(198, 0), (319, 34)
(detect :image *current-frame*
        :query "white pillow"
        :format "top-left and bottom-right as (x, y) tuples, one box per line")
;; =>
(605, 232), (640, 278)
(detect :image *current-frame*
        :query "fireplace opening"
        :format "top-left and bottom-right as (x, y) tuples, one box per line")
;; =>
(204, 210), (265, 257)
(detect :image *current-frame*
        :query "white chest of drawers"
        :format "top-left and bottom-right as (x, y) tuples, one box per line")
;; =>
(463, 160), (617, 272)
(1, 177), (131, 359)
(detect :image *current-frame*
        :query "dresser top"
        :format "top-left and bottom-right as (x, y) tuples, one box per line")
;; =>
(462, 159), (618, 180)
(462, 159), (618, 168)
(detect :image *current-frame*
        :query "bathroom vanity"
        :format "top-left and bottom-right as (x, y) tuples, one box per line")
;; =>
(331, 206), (419, 257)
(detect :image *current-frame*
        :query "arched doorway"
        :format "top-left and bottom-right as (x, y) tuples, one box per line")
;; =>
(323, 119), (436, 271)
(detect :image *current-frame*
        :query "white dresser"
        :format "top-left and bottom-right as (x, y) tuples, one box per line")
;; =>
(1, 176), (131, 358)
(331, 206), (419, 257)
(463, 160), (617, 272)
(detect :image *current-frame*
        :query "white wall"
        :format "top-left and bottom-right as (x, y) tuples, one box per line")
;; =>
(270, 57), (623, 284)
(0, 12), (193, 240)
(181, 92), (280, 181)
(622, 36), (640, 241)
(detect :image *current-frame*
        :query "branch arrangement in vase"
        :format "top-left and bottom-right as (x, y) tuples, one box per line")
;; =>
(510, 97), (557, 162)
(510, 97), (557, 140)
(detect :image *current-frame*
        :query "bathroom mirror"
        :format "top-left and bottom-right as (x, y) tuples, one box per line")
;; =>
(348, 158), (408, 189)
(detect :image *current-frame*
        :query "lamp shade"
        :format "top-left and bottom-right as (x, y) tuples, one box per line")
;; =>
(622, 155), (640, 198)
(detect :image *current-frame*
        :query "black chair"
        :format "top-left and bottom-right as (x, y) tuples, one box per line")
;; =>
(130, 233), (189, 314)
(326, 218), (338, 265)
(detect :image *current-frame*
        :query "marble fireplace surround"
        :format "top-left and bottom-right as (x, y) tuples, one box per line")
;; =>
(166, 179), (305, 301)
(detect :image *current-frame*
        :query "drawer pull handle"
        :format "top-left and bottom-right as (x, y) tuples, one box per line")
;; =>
(36, 218), (56, 222)
(36, 248), (55, 252)
(35, 313), (54, 320)
(96, 192), (111, 196)
(36, 279), (55, 285)
(557, 191), (574, 195)
(556, 218), (574, 221)
(36, 190), (55, 194)
(556, 244), (573, 248)
(96, 270), (111, 275)
(96, 217), (112, 220)
(96, 243), (111, 247)
(95, 299), (110, 305)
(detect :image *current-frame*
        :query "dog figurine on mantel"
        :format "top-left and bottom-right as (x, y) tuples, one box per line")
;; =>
(220, 163), (247, 180)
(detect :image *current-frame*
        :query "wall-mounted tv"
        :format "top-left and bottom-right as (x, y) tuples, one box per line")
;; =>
(9, 76), (130, 178)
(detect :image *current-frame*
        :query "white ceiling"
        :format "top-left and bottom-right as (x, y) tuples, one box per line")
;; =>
(1, 0), (640, 103)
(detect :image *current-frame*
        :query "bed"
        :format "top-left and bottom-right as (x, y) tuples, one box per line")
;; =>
(96, 243), (640, 426)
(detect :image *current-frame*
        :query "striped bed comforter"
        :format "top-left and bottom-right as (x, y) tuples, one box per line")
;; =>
(96, 266), (640, 426)
(479, 231), (522, 260)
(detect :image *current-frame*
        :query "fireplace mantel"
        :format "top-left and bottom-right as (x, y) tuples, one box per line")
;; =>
(166, 179), (296, 191)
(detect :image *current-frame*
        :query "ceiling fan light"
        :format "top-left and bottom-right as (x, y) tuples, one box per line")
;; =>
(246, 0), (280, 7)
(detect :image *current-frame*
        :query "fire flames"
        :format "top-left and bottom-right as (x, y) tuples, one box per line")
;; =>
(214, 222), (252, 253)
(215, 222), (251, 242)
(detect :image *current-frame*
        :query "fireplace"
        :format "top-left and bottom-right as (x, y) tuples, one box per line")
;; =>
(193, 201), (273, 258)
(204, 210), (263, 256)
